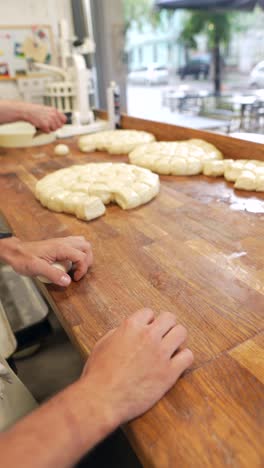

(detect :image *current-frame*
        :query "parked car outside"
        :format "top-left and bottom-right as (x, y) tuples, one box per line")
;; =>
(128, 63), (169, 85)
(178, 55), (210, 80)
(249, 61), (264, 88)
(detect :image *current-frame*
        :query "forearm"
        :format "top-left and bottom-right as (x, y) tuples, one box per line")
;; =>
(0, 100), (25, 124)
(0, 237), (20, 264)
(0, 378), (118, 468)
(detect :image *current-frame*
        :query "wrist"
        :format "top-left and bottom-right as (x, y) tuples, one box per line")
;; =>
(0, 236), (21, 264)
(17, 103), (30, 122)
(0, 101), (30, 124)
(74, 377), (120, 440)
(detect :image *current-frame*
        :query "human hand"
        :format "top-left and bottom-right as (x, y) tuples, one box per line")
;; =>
(1, 236), (93, 286)
(21, 102), (66, 132)
(83, 308), (193, 425)
(0, 100), (66, 132)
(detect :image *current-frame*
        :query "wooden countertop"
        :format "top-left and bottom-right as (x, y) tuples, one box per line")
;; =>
(0, 116), (263, 467)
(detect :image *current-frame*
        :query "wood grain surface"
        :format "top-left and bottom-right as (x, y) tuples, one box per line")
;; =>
(0, 117), (263, 467)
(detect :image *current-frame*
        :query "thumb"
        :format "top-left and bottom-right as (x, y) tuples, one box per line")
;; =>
(34, 258), (72, 286)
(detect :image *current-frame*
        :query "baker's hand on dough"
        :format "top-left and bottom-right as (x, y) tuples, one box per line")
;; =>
(1, 236), (93, 286)
(22, 102), (66, 133)
(82, 308), (193, 425)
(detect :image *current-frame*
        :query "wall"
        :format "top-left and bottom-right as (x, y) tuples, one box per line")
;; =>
(0, 0), (74, 99)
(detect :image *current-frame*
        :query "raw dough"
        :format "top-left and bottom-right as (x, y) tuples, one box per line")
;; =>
(35, 162), (160, 221)
(204, 158), (264, 192)
(203, 159), (234, 177)
(129, 139), (223, 176)
(224, 161), (247, 182)
(234, 170), (257, 191)
(54, 144), (70, 156)
(37, 260), (72, 284)
(78, 130), (155, 154)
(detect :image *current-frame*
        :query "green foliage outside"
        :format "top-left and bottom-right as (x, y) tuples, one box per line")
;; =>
(180, 11), (235, 94)
(123, 0), (248, 94)
(123, 0), (172, 31)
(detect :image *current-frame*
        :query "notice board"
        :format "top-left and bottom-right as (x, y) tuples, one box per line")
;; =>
(0, 25), (54, 79)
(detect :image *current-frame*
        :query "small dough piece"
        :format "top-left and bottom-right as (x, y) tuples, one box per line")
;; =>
(188, 139), (223, 161)
(63, 192), (88, 214)
(224, 162), (245, 182)
(187, 157), (203, 175)
(78, 130), (155, 154)
(170, 158), (188, 176)
(46, 190), (71, 212)
(254, 167), (264, 192)
(37, 260), (72, 284)
(203, 160), (225, 177)
(75, 197), (106, 221)
(256, 175), (264, 192)
(54, 144), (70, 156)
(112, 185), (141, 209)
(155, 156), (173, 175)
(88, 183), (112, 204)
(234, 170), (257, 191)
(203, 159), (234, 177)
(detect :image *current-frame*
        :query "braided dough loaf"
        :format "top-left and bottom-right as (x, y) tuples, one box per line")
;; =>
(35, 163), (160, 221)
(78, 130), (155, 154)
(129, 139), (223, 176)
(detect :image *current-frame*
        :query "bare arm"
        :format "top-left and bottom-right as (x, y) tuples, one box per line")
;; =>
(0, 378), (117, 468)
(0, 100), (66, 132)
(0, 309), (193, 468)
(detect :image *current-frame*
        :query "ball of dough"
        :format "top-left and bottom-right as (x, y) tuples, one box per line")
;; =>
(54, 144), (70, 156)
(37, 260), (72, 284)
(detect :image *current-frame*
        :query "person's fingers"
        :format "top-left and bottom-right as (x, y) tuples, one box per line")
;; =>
(56, 237), (93, 274)
(55, 245), (90, 281)
(41, 110), (60, 131)
(38, 121), (50, 133)
(77, 242), (93, 268)
(170, 348), (194, 380)
(50, 122), (59, 132)
(128, 308), (155, 327)
(53, 114), (64, 129)
(162, 324), (187, 358)
(47, 116), (60, 132)
(152, 312), (176, 338)
(32, 257), (71, 286)
(62, 237), (93, 265)
(57, 111), (67, 124)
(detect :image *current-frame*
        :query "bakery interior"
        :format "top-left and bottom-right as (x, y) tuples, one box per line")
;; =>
(0, 1), (263, 467)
